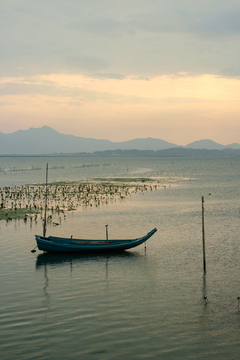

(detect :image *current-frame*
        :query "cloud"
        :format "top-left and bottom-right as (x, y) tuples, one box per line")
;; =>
(90, 73), (126, 80)
(128, 3), (240, 38)
(1, 0), (240, 79)
(64, 55), (109, 72)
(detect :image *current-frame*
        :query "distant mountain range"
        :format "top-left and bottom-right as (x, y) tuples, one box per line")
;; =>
(0, 126), (239, 156)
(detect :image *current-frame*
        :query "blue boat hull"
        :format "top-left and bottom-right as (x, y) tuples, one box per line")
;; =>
(35, 228), (157, 253)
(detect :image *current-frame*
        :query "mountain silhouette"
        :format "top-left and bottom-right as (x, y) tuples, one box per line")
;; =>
(0, 126), (239, 155)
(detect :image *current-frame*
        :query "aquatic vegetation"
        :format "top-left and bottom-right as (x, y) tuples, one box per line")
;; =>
(0, 177), (176, 221)
(72, 164), (110, 168)
(0, 208), (39, 221)
(0, 165), (65, 173)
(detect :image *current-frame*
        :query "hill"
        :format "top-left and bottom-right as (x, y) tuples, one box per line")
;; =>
(0, 126), (177, 155)
(0, 126), (239, 155)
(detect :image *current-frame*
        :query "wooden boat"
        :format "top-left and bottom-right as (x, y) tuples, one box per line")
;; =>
(34, 164), (157, 253)
(35, 228), (157, 253)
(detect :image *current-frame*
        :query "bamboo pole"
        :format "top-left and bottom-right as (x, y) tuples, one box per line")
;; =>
(202, 196), (206, 272)
(43, 164), (48, 237)
(105, 224), (108, 243)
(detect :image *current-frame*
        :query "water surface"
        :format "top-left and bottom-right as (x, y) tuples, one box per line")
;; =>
(0, 156), (240, 359)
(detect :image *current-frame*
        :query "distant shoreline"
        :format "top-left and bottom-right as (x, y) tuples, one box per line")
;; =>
(0, 148), (240, 157)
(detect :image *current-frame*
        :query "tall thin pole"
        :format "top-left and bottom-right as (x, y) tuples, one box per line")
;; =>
(202, 196), (206, 272)
(43, 163), (48, 237)
(105, 224), (108, 243)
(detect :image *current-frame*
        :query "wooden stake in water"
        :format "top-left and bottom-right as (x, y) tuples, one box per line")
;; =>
(202, 196), (206, 272)
(105, 224), (109, 243)
(43, 164), (48, 238)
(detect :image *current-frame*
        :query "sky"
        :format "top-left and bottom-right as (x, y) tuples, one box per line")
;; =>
(1, 0), (240, 145)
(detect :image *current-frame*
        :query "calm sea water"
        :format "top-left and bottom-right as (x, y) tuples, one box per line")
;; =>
(0, 156), (240, 359)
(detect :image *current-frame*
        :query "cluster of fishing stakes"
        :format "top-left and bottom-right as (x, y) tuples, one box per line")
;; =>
(0, 175), (169, 223)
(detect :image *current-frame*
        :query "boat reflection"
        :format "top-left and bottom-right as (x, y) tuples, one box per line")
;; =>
(36, 250), (147, 314)
(43, 264), (50, 308)
(35, 250), (141, 269)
